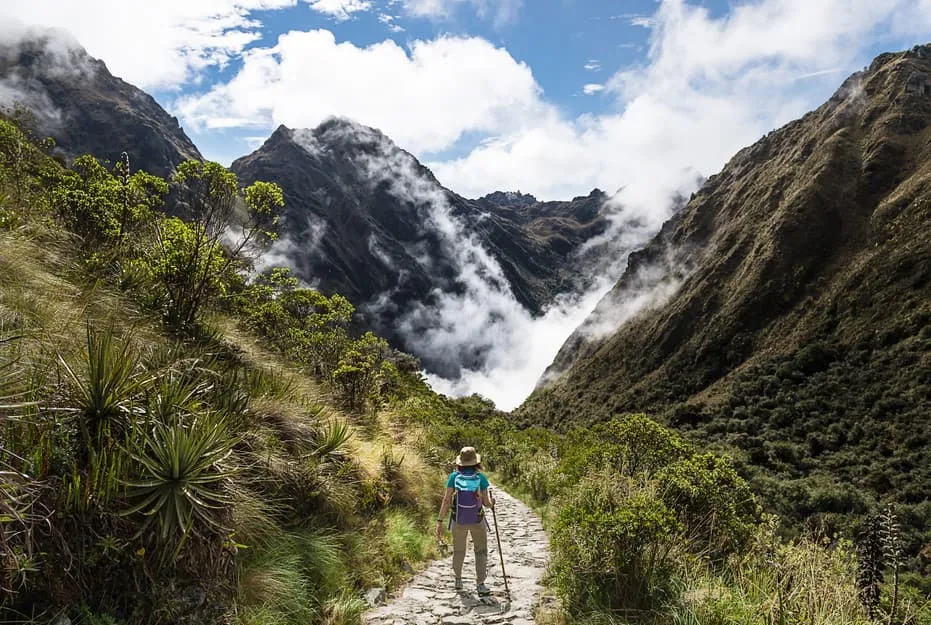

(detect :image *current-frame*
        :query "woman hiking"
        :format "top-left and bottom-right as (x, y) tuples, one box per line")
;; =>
(435, 446), (495, 595)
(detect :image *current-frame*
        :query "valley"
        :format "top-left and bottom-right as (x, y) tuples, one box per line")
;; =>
(0, 21), (929, 625)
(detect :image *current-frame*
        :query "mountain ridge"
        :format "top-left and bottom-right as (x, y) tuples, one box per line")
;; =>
(515, 44), (931, 539)
(231, 119), (613, 376)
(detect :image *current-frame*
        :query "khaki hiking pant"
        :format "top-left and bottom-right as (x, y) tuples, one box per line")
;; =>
(451, 520), (487, 583)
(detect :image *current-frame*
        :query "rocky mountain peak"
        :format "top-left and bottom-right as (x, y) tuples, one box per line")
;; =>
(0, 28), (200, 177)
(478, 190), (539, 208)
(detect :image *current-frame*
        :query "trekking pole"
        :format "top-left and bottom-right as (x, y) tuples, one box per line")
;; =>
(490, 489), (510, 600)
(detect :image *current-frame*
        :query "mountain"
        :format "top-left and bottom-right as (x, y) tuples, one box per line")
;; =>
(231, 119), (609, 375)
(518, 45), (931, 525)
(0, 28), (201, 177)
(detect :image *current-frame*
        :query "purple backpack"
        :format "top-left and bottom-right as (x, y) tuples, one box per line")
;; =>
(453, 471), (483, 525)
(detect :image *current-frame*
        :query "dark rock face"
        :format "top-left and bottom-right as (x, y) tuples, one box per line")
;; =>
(0, 30), (201, 178)
(231, 119), (609, 375)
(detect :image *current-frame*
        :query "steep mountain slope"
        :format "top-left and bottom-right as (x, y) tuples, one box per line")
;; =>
(231, 120), (609, 375)
(0, 29), (201, 177)
(518, 45), (931, 524)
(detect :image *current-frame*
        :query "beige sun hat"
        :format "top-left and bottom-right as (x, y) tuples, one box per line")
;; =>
(455, 446), (481, 467)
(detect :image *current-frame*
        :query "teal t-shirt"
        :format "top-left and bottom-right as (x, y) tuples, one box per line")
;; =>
(446, 470), (489, 490)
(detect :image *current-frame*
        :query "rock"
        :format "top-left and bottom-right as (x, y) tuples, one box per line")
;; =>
(365, 587), (387, 607)
(167, 584), (207, 614)
(51, 614), (71, 625)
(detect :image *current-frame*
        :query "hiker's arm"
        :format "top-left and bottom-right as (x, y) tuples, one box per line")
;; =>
(481, 489), (494, 508)
(436, 488), (454, 535)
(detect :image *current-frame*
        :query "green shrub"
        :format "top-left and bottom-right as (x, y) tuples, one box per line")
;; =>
(559, 413), (688, 482)
(550, 471), (681, 614)
(657, 453), (760, 559)
(123, 411), (238, 553)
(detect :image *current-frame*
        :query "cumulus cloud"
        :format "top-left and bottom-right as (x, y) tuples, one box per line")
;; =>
(584, 59), (601, 71)
(308, 0), (372, 20)
(430, 0), (931, 205)
(173, 31), (546, 153)
(582, 83), (605, 95)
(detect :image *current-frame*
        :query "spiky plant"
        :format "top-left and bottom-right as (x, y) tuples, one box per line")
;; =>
(144, 372), (211, 425)
(310, 418), (354, 462)
(880, 504), (903, 625)
(123, 411), (239, 555)
(857, 514), (884, 619)
(59, 324), (144, 449)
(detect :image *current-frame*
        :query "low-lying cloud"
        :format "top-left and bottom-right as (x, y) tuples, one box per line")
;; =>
(0, 23), (96, 133)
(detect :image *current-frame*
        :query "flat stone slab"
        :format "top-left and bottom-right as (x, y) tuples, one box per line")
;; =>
(364, 488), (551, 625)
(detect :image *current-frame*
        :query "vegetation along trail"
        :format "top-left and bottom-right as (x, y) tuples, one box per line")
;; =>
(365, 489), (549, 625)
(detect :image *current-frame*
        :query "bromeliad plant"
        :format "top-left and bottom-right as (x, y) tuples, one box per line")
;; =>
(123, 410), (239, 557)
(60, 324), (146, 450)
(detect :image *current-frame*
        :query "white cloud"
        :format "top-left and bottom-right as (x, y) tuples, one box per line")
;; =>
(402, 0), (522, 25)
(0, 0), (301, 89)
(430, 0), (931, 204)
(582, 83), (605, 95)
(308, 0), (372, 20)
(378, 13), (406, 32)
(630, 16), (656, 28)
(584, 59), (601, 71)
(174, 31), (546, 153)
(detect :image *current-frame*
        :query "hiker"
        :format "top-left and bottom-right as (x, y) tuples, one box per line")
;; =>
(435, 446), (495, 595)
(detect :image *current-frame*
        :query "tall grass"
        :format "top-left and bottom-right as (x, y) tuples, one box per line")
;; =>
(237, 531), (353, 625)
(384, 511), (432, 567)
(671, 521), (871, 625)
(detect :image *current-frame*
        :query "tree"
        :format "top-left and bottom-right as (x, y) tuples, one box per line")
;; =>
(53, 154), (167, 251)
(151, 161), (284, 329)
(333, 332), (390, 412)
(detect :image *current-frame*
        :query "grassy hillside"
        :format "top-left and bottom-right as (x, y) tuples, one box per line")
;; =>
(0, 113), (444, 623)
(516, 46), (931, 563)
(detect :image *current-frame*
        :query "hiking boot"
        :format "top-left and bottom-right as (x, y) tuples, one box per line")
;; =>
(454, 578), (463, 591)
(476, 583), (491, 596)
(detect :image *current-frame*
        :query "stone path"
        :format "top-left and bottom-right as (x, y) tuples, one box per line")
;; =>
(364, 488), (550, 625)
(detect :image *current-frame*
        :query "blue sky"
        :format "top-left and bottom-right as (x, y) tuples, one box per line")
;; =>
(163, 0), (660, 167)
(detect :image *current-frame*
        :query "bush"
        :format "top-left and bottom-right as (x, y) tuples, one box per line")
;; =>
(657, 453), (760, 559)
(550, 472), (681, 614)
(559, 413), (688, 482)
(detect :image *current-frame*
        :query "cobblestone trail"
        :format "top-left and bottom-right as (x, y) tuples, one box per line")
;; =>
(364, 488), (550, 625)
